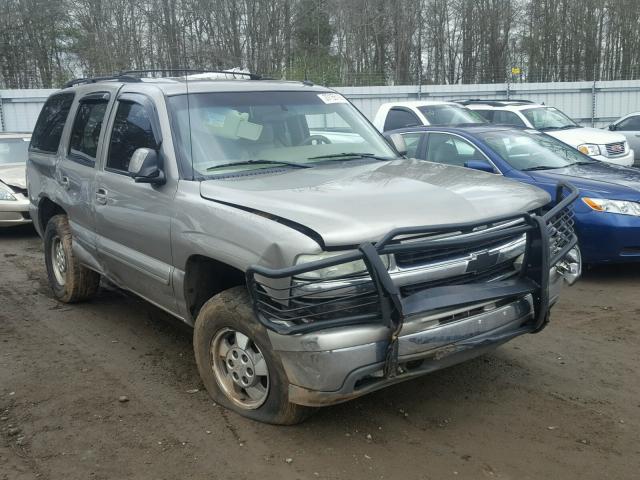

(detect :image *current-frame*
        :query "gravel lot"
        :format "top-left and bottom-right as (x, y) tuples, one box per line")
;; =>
(1, 225), (639, 480)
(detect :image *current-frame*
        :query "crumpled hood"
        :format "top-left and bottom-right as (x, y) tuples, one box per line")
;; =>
(0, 163), (26, 190)
(200, 159), (550, 246)
(525, 162), (640, 198)
(546, 127), (627, 147)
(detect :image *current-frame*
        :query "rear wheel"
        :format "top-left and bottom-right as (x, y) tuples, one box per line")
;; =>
(193, 286), (312, 425)
(44, 215), (100, 303)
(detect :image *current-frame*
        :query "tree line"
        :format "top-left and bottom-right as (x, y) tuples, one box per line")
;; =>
(1, 0), (639, 89)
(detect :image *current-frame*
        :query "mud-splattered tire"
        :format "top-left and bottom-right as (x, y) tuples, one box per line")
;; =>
(194, 286), (313, 425)
(44, 214), (100, 303)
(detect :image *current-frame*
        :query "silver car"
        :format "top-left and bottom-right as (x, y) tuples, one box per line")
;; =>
(0, 132), (32, 227)
(608, 112), (640, 166)
(27, 72), (580, 424)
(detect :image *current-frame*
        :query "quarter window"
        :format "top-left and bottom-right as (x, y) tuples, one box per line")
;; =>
(68, 100), (109, 164)
(107, 101), (157, 173)
(30, 93), (75, 154)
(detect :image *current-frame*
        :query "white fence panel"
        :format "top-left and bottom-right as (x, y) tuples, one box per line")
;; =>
(2, 81), (640, 132)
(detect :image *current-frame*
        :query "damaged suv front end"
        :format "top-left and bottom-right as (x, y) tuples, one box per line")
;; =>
(247, 184), (579, 406)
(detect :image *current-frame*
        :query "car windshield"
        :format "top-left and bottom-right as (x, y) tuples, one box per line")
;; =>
(167, 90), (397, 177)
(417, 105), (486, 126)
(478, 129), (595, 171)
(521, 107), (579, 130)
(0, 138), (30, 165)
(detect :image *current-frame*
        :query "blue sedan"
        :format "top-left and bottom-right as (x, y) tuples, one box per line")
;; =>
(388, 125), (640, 264)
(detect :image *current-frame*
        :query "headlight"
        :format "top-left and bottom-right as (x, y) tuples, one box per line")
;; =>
(582, 197), (640, 216)
(577, 144), (601, 156)
(295, 251), (390, 280)
(0, 183), (17, 201)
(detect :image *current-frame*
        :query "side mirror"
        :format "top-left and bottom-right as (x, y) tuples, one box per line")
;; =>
(464, 159), (495, 173)
(608, 124), (616, 131)
(128, 148), (165, 185)
(388, 133), (408, 156)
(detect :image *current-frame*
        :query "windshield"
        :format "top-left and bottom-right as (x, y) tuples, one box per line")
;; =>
(168, 91), (397, 177)
(521, 107), (579, 130)
(417, 105), (486, 126)
(0, 138), (30, 165)
(478, 129), (595, 170)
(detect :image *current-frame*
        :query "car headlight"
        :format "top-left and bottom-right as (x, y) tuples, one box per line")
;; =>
(583, 197), (640, 216)
(577, 144), (601, 156)
(0, 183), (17, 201)
(295, 251), (390, 280)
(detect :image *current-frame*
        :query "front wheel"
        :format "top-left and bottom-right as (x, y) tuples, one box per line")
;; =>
(44, 214), (100, 303)
(193, 286), (313, 425)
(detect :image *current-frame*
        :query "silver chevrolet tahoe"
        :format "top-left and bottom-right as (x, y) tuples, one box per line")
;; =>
(27, 71), (581, 424)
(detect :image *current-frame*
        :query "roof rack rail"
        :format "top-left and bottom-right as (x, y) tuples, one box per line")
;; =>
(62, 69), (264, 89)
(119, 69), (264, 80)
(453, 98), (536, 106)
(62, 74), (142, 89)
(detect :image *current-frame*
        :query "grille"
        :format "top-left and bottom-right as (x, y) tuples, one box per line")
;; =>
(395, 233), (523, 268)
(400, 259), (517, 296)
(605, 142), (626, 156)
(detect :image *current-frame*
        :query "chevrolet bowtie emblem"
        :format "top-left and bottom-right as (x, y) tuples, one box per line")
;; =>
(466, 250), (500, 273)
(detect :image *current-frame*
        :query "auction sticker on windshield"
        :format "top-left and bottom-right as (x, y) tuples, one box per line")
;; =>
(317, 93), (348, 104)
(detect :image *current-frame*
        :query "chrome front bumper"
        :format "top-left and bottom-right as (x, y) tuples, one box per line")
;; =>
(270, 267), (566, 407)
(0, 195), (31, 227)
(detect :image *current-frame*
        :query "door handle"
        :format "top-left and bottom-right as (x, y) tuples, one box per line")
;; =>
(60, 176), (70, 190)
(95, 188), (108, 205)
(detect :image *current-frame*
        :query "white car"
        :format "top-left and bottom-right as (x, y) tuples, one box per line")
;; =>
(372, 100), (486, 132)
(460, 100), (634, 167)
(0, 132), (31, 227)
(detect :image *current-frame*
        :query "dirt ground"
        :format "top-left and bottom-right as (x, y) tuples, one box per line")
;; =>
(1, 225), (638, 480)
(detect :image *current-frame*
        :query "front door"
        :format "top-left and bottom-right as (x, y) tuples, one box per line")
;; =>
(94, 94), (177, 313)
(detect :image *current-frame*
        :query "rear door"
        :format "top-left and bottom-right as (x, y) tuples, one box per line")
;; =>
(57, 89), (116, 260)
(94, 92), (177, 312)
(614, 115), (640, 165)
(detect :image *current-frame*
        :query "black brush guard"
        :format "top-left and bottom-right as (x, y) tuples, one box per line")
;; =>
(246, 183), (579, 377)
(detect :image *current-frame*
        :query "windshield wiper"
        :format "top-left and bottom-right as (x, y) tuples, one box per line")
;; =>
(307, 152), (392, 161)
(539, 125), (577, 131)
(521, 165), (565, 171)
(206, 159), (311, 172)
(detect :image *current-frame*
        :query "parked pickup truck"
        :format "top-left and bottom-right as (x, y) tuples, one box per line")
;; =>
(27, 72), (580, 424)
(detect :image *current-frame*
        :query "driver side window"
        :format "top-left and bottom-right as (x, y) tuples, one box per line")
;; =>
(107, 101), (157, 174)
(617, 115), (640, 131)
(425, 133), (486, 168)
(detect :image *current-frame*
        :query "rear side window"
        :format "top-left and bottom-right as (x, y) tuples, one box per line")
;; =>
(383, 108), (421, 131)
(68, 100), (109, 165)
(30, 93), (75, 153)
(107, 101), (157, 173)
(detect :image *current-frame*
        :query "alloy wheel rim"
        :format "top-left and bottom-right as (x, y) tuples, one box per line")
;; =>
(210, 327), (270, 410)
(51, 235), (67, 286)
